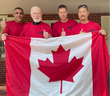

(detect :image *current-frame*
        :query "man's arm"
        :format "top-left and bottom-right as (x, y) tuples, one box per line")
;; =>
(1, 33), (8, 41)
(105, 32), (108, 40)
(79, 29), (86, 34)
(0, 18), (6, 41)
(99, 29), (108, 40)
(43, 30), (52, 39)
(60, 28), (66, 36)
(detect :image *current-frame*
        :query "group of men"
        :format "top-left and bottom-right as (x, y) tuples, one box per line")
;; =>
(0, 4), (109, 96)
(0, 4), (108, 41)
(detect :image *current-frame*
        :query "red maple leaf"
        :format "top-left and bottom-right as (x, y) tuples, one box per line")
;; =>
(38, 45), (84, 94)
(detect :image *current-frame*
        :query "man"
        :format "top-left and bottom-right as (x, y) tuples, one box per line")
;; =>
(20, 6), (53, 38)
(71, 4), (108, 39)
(52, 5), (78, 37)
(1, 7), (25, 41)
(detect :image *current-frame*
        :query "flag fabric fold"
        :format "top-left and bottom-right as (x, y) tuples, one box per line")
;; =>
(5, 31), (109, 96)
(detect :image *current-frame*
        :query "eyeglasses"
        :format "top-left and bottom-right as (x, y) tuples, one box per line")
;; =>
(78, 5), (88, 10)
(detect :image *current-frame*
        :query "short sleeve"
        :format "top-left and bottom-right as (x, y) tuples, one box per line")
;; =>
(5, 22), (10, 35)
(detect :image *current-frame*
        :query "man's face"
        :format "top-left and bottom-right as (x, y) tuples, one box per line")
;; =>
(13, 9), (24, 23)
(58, 8), (68, 21)
(30, 8), (42, 22)
(78, 7), (89, 21)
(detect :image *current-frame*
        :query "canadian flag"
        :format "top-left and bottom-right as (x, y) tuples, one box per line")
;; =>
(5, 31), (109, 96)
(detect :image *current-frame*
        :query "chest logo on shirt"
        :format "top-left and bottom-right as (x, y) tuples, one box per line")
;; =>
(68, 26), (73, 30)
(89, 29), (95, 32)
(38, 31), (43, 35)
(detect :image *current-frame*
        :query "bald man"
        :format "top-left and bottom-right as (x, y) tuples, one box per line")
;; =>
(20, 6), (53, 38)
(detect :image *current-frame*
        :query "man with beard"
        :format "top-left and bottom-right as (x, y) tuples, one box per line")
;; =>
(20, 6), (53, 38)
(71, 4), (108, 39)
(52, 5), (78, 37)
(1, 7), (25, 40)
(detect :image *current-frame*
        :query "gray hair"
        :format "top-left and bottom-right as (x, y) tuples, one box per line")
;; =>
(30, 6), (41, 13)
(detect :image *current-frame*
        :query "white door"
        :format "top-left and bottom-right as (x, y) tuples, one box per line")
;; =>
(101, 16), (110, 54)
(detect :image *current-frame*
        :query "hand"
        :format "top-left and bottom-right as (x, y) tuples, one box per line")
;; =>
(2, 33), (8, 41)
(99, 29), (106, 35)
(0, 18), (6, 29)
(80, 29), (86, 34)
(43, 30), (50, 39)
(61, 28), (66, 36)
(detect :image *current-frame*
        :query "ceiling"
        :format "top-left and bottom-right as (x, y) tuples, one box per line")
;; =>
(0, 0), (110, 14)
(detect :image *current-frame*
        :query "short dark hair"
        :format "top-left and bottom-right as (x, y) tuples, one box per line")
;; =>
(78, 4), (88, 11)
(14, 7), (24, 13)
(58, 5), (67, 11)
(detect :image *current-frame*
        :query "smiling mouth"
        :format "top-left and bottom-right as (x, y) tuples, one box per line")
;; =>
(80, 16), (85, 18)
(34, 17), (39, 19)
(17, 18), (22, 20)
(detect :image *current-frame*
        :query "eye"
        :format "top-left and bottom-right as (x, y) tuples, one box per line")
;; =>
(15, 12), (19, 14)
(79, 12), (81, 14)
(84, 11), (86, 13)
(20, 13), (23, 15)
(33, 13), (36, 15)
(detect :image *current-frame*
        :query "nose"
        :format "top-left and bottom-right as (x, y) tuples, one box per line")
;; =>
(17, 13), (21, 17)
(34, 13), (39, 16)
(62, 13), (65, 15)
(34, 13), (37, 16)
(81, 12), (85, 15)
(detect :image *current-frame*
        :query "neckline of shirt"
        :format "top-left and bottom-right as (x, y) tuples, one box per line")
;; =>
(33, 21), (41, 25)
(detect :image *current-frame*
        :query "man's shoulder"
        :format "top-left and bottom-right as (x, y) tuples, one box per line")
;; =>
(54, 20), (60, 23)
(41, 22), (50, 27)
(91, 21), (101, 29)
(74, 22), (81, 27)
(89, 21), (98, 24)
(71, 22), (81, 31)
(41, 22), (48, 25)
(6, 20), (15, 24)
(52, 20), (61, 28)
(69, 19), (77, 22)
(24, 22), (32, 26)
(53, 20), (61, 25)
(6, 20), (26, 25)
(68, 19), (78, 25)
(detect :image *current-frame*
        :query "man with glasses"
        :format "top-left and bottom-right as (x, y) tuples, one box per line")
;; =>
(52, 5), (78, 37)
(20, 6), (53, 38)
(71, 4), (108, 39)
(1, 7), (25, 41)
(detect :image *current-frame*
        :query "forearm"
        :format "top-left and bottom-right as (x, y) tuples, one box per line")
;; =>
(0, 28), (5, 41)
(105, 35), (108, 40)
(105, 32), (108, 40)
(0, 32), (2, 41)
(1, 27), (5, 34)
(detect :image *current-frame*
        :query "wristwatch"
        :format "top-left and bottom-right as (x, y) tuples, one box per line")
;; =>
(105, 32), (108, 36)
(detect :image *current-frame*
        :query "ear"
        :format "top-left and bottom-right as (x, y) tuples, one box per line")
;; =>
(30, 13), (32, 18)
(30, 13), (32, 16)
(87, 12), (89, 16)
(67, 11), (68, 14)
(23, 14), (25, 17)
(58, 12), (59, 14)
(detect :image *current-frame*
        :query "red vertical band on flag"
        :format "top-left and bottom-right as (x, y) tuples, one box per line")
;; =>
(92, 32), (109, 96)
(60, 80), (62, 94)
(5, 36), (31, 96)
